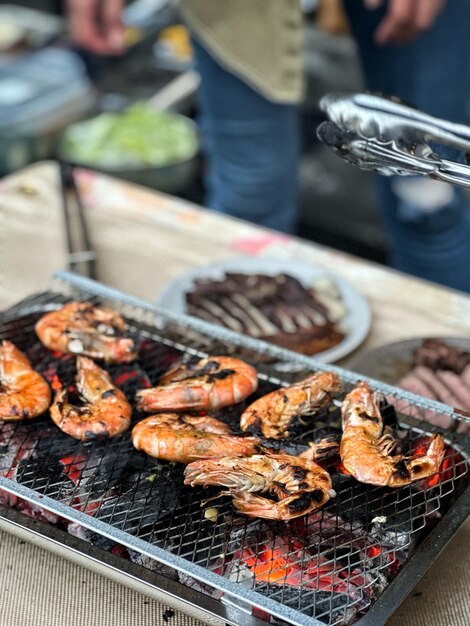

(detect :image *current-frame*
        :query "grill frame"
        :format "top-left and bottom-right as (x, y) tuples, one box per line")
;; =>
(2, 488), (468, 626)
(0, 271), (469, 626)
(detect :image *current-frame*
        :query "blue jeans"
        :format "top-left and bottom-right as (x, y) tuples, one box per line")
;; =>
(345, 0), (470, 292)
(191, 37), (300, 234)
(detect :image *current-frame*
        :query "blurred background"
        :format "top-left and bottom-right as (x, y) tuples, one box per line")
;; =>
(0, 0), (386, 262)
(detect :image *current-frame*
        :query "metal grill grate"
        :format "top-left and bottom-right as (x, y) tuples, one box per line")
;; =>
(0, 273), (469, 626)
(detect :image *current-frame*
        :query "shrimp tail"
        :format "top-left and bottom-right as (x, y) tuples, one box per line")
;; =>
(299, 435), (341, 462)
(389, 434), (445, 487)
(230, 489), (333, 521)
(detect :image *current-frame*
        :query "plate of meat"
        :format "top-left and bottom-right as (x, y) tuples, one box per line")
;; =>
(347, 336), (470, 433)
(155, 256), (371, 362)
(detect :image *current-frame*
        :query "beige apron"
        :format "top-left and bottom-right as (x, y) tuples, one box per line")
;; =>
(179, 0), (304, 103)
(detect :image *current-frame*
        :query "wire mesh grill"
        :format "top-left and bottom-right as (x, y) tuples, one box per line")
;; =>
(1, 278), (469, 626)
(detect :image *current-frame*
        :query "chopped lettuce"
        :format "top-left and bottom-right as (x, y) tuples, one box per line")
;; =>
(60, 102), (198, 168)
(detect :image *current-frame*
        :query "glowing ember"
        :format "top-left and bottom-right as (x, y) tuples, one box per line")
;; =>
(367, 546), (382, 558)
(59, 454), (87, 485)
(241, 538), (304, 585)
(335, 460), (351, 475)
(51, 375), (62, 391)
(51, 350), (68, 359)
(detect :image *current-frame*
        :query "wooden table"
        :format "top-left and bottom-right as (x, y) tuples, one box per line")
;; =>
(0, 161), (469, 626)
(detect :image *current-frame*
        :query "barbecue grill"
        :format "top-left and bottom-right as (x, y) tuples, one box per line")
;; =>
(1, 271), (469, 626)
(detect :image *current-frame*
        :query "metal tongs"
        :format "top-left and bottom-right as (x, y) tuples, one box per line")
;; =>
(317, 92), (470, 188)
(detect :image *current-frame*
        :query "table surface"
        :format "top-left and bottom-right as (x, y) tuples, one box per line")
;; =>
(0, 161), (469, 626)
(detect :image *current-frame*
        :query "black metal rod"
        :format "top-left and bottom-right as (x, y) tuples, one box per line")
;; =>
(58, 160), (97, 280)
(58, 159), (75, 273)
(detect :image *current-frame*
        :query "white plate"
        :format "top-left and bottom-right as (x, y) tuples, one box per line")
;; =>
(156, 257), (371, 363)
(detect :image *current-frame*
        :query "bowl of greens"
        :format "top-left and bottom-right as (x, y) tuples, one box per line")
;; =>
(58, 102), (199, 194)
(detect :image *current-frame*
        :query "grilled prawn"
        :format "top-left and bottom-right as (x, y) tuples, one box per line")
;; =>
(240, 371), (341, 439)
(132, 413), (260, 463)
(35, 301), (136, 363)
(136, 356), (258, 413)
(50, 356), (132, 441)
(184, 453), (334, 520)
(0, 341), (51, 421)
(340, 381), (445, 487)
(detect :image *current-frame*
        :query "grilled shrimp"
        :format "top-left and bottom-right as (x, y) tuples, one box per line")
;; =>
(132, 413), (261, 463)
(35, 301), (136, 363)
(0, 341), (51, 421)
(144, 412), (233, 435)
(184, 453), (334, 520)
(340, 381), (445, 487)
(50, 356), (132, 441)
(240, 371), (342, 439)
(136, 356), (258, 413)
(298, 436), (340, 462)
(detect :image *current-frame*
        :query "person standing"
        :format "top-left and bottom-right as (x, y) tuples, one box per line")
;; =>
(66, 0), (470, 291)
(344, 0), (470, 292)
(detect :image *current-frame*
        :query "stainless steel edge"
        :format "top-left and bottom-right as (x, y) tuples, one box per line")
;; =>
(0, 506), (268, 626)
(0, 478), (325, 626)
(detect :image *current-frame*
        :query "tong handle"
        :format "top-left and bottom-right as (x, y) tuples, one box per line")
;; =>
(317, 121), (439, 176)
(320, 92), (470, 152)
(437, 159), (470, 188)
(58, 160), (97, 280)
(318, 92), (470, 189)
(363, 138), (470, 188)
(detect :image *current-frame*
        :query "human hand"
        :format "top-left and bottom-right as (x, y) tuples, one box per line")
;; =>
(363, 0), (445, 45)
(67, 0), (125, 55)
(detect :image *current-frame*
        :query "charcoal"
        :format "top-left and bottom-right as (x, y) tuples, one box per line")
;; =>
(379, 401), (398, 428)
(32, 349), (76, 384)
(258, 585), (360, 626)
(83, 444), (136, 498)
(93, 461), (182, 533)
(126, 549), (178, 579)
(137, 339), (182, 385)
(106, 361), (151, 401)
(16, 456), (75, 500)
(298, 510), (396, 583)
(67, 521), (117, 550)
(178, 572), (223, 599)
(330, 474), (425, 535)
(34, 428), (85, 459)
(210, 377), (278, 433)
